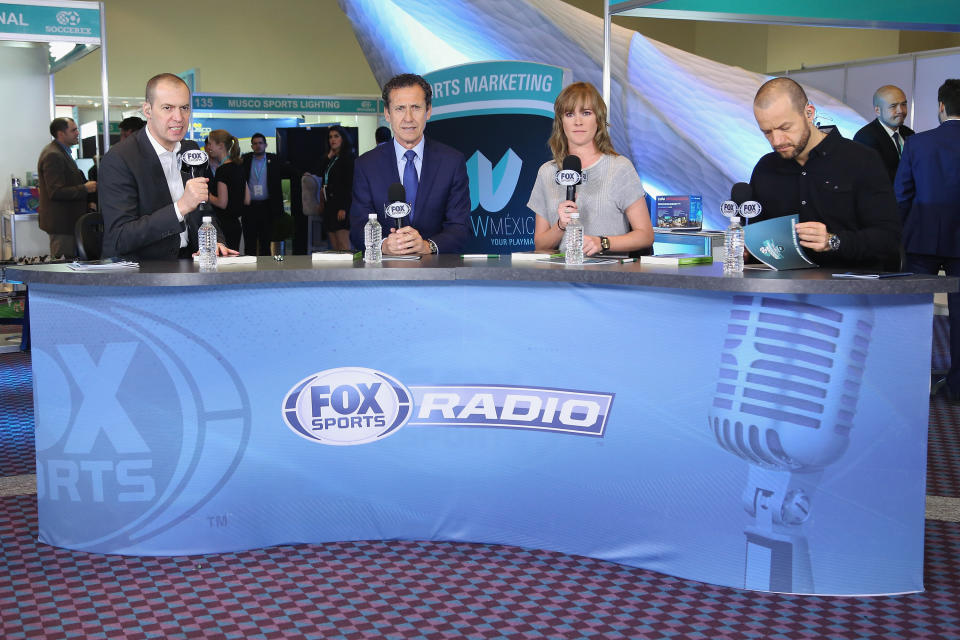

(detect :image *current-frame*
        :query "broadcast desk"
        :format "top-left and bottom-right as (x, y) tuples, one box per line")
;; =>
(8, 257), (955, 596)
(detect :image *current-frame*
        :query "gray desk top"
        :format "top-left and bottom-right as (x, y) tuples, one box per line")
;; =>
(4, 255), (956, 295)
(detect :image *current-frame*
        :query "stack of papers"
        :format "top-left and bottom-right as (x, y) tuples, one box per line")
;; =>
(511, 252), (558, 262)
(67, 259), (139, 271)
(312, 251), (360, 261)
(641, 253), (713, 266)
(192, 255), (257, 265)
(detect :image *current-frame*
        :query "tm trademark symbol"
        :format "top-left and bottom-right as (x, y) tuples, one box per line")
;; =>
(207, 514), (229, 528)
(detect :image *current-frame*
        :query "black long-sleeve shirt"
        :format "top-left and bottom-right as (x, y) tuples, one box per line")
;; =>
(749, 129), (902, 270)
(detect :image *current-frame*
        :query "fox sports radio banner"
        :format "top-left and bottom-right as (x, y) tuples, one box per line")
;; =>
(27, 279), (930, 596)
(423, 61), (569, 253)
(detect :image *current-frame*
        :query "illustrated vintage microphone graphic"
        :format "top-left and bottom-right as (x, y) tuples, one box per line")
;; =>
(179, 148), (212, 215)
(384, 182), (411, 230)
(708, 294), (873, 593)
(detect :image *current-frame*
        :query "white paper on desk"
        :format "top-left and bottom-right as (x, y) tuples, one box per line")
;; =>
(67, 259), (139, 271)
(192, 255), (257, 265)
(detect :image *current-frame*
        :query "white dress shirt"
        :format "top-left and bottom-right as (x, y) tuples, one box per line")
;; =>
(144, 127), (188, 248)
(879, 120), (903, 155)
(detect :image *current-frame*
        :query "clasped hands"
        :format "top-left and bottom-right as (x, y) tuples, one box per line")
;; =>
(383, 225), (429, 255)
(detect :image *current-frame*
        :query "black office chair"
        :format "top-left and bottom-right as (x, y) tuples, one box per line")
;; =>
(74, 211), (104, 260)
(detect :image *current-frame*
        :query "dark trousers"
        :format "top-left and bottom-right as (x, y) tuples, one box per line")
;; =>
(218, 215), (243, 251)
(905, 253), (960, 393)
(242, 200), (274, 256)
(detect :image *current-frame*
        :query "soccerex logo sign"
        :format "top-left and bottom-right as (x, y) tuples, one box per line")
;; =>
(282, 368), (614, 445)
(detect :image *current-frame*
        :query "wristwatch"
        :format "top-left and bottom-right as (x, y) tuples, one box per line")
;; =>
(827, 233), (840, 252)
(600, 236), (610, 252)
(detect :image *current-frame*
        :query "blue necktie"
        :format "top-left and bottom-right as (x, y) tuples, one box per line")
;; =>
(403, 149), (418, 221)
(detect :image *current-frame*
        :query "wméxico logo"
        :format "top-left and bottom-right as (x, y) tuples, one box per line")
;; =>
(282, 368), (412, 445)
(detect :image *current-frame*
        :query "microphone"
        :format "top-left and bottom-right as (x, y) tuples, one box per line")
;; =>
(708, 294), (874, 592)
(180, 148), (211, 213)
(721, 182), (762, 223)
(730, 182), (752, 205)
(384, 182), (411, 229)
(555, 155), (582, 202)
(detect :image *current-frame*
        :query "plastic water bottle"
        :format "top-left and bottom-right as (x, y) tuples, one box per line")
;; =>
(198, 216), (217, 272)
(364, 213), (382, 264)
(565, 212), (584, 265)
(723, 215), (744, 273)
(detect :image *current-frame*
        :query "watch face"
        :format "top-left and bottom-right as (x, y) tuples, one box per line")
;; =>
(601, 237), (610, 251)
(829, 234), (840, 251)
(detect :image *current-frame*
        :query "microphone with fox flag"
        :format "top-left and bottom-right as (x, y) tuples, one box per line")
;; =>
(730, 182), (762, 223)
(179, 148), (212, 215)
(555, 155), (582, 202)
(708, 294), (874, 593)
(384, 182), (412, 229)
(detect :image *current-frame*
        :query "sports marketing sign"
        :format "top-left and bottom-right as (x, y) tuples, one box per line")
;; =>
(424, 61), (570, 253)
(0, 1), (100, 43)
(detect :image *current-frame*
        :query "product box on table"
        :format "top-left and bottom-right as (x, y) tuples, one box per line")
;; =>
(13, 187), (39, 214)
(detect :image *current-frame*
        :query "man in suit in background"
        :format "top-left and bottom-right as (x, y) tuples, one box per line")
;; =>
(349, 73), (470, 254)
(853, 85), (914, 183)
(37, 117), (97, 257)
(241, 133), (294, 256)
(100, 73), (235, 260)
(896, 79), (960, 401)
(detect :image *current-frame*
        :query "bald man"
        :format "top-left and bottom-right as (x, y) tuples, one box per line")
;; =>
(749, 77), (901, 270)
(853, 85), (915, 183)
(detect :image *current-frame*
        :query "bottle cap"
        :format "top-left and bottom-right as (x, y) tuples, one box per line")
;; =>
(202, 216), (212, 223)
(368, 213), (377, 220)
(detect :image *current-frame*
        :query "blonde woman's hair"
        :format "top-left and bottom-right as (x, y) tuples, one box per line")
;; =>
(208, 129), (241, 165)
(548, 81), (617, 167)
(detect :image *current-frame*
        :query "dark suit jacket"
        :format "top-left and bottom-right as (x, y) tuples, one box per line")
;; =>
(349, 137), (470, 252)
(37, 141), (87, 235)
(853, 118), (915, 183)
(100, 128), (220, 260)
(895, 119), (960, 258)
(241, 152), (290, 218)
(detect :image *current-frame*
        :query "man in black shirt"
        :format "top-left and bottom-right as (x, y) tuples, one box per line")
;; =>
(749, 77), (902, 270)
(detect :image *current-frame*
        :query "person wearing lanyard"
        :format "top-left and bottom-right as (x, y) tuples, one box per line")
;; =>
(319, 125), (355, 252)
(242, 133), (279, 256)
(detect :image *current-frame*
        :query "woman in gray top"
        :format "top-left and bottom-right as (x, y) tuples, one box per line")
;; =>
(528, 82), (653, 256)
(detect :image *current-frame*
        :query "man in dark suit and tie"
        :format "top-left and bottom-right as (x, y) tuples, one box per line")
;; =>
(100, 73), (236, 260)
(37, 117), (97, 257)
(896, 79), (960, 400)
(853, 85), (914, 183)
(349, 73), (470, 254)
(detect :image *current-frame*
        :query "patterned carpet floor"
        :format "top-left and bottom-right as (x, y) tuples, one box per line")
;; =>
(1, 493), (958, 640)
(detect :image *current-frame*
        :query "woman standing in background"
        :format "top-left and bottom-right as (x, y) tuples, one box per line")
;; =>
(206, 129), (249, 251)
(319, 125), (356, 252)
